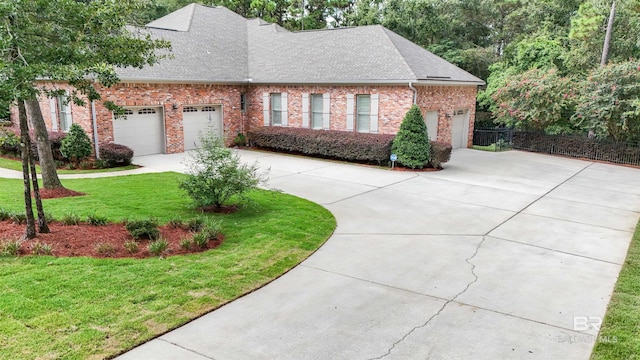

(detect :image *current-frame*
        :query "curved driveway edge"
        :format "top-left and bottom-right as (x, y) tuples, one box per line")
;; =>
(10, 149), (636, 360)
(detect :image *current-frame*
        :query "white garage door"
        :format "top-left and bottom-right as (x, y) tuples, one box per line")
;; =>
(113, 107), (165, 156)
(425, 110), (439, 141)
(451, 109), (470, 149)
(183, 105), (223, 150)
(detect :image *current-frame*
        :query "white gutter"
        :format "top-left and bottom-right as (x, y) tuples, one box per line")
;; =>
(408, 82), (417, 104)
(91, 100), (100, 159)
(116, 78), (485, 86)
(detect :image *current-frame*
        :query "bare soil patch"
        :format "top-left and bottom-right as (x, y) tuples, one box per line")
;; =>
(0, 221), (223, 259)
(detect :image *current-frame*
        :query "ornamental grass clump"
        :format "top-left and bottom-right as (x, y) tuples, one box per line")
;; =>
(391, 105), (431, 169)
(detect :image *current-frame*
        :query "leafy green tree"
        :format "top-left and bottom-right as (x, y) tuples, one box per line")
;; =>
(391, 105), (431, 169)
(0, 0), (169, 237)
(61, 124), (93, 166)
(492, 68), (577, 132)
(180, 134), (268, 210)
(574, 60), (640, 141)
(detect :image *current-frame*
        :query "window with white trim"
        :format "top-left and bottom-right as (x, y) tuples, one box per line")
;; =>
(57, 95), (73, 132)
(356, 95), (371, 133)
(270, 93), (282, 126)
(310, 94), (323, 129)
(183, 106), (198, 113)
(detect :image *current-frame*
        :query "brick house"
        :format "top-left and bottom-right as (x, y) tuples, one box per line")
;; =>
(23, 3), (484, 156)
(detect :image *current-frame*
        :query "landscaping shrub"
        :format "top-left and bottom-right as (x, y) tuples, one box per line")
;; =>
(31, 131), (67, 161)
(428, 141), (452, 169)
(180, 135), (267, 209)
(1, 240), (21, 257)
(125, 219), (160, 240)
(391, 105), (431, 169)
(61, 124), (92, 165)
(60, 213), (81, 226)
(233, 133), (247, 146)
(148, 238), (168, 256)
(86, 213), (108, 226)
(99, 143), (134, 168)
(0, 130), (20, 156)
(248, 127), (395, 165)
(95, 243), (116, 257)
(30, 242), (53, 255)
(123, 240), (139, 254)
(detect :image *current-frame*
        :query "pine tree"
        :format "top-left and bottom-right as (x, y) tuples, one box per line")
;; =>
(391, 105), (431, 169)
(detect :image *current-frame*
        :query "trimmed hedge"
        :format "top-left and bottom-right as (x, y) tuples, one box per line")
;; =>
(248, 127), (395, 164)
(428, 141), (452, 169)
(99, 143), (134, 167)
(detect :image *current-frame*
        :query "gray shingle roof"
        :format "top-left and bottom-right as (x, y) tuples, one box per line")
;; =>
(117, 4), (484, 85)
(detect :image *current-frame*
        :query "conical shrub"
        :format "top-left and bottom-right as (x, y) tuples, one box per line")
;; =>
(391, 105), (431, 169)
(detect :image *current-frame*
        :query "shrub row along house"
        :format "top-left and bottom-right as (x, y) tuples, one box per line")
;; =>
(13, 3), (484, 156)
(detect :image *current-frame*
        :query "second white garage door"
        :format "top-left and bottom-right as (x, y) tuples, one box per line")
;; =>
(451, 109), (470, 149)
(113, 107), (165, 156)
(183, 105), (223, 150)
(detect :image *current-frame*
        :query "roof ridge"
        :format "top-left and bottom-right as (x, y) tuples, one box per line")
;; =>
(145, 3), (197, 32)
(379, 26), (418, 80)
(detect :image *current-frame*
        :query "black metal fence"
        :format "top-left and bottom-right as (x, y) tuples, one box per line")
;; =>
(511, 131), (640, 166)
(472, 128), (514, 151)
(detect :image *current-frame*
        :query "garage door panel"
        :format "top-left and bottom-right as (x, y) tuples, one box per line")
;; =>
(183, 105), (222, 150)
(451, 109), (469, 149)
(113, 108), (164, 156)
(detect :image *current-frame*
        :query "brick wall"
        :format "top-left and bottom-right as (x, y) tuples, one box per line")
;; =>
(416, 84), (478, 147)
(14, 82), (478, 154)
(247, 84), (478, 147)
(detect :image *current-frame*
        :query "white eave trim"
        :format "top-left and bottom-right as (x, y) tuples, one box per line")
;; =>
(67, 77), (486, 87)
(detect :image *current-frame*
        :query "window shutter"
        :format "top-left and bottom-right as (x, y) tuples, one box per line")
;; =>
(322, 93), (330, 130)
(346, 94), (354, 131)
(301, 93), (310, 127)
(370, 94), (379, 133)
(262, 92), (270, 126)
(50, 98), (58, 131)
(281, 92), (288, 126)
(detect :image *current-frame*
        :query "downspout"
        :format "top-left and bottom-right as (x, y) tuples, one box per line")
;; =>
(408, 82), (417, 104)
(90, 100), (100, 159)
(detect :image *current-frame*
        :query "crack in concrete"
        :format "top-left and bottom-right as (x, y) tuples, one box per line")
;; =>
(366, 235), (487, 360)
(367, 162), (596, 360)
(157, 338), (219, 360)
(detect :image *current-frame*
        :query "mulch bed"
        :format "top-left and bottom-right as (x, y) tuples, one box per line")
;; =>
(0, 221), (224, 259)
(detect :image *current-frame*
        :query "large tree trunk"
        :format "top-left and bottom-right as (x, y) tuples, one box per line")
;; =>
(601, 1), (616, 66)
(26, 99), (64, 189)
(18, 101), (36, 239)
(29, 154), (50, 233)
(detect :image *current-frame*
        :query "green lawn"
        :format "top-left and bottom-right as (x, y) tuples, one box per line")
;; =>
(0, 156), (137, 174)
(0, 173), (336, 359)
(591, 219), (640, 359)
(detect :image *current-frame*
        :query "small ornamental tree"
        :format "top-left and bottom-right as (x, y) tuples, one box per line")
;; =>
(573, 60), (640, 141)
(180, 134), (268, 210)
(391, 105), (431, 169)
(492, 67), (577, 132)
(60, 124), (92, 166)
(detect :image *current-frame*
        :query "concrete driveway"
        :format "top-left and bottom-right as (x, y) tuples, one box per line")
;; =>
(116, 149), (640, 360)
